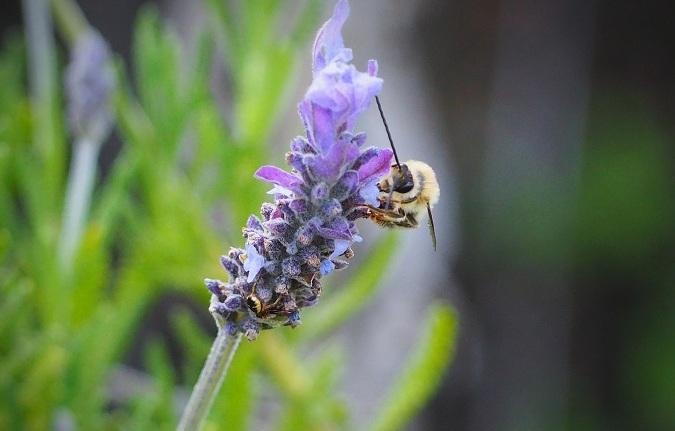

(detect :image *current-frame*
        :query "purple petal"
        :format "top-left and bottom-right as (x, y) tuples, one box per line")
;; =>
(307, 140), (359, 182)
(255, 165), (303, 188)
(243, 243), (265, 282)
(266, 185), (294, 196)
(316, 216), (352, 240)
(312, 0), (351, 73)
(309, 103), (335, 153)
(367, 59), (378, 76)
(329, 239), (351, 259)
(352, 132), (367, 147)
(357, 148), (393, 184)
(359, 180), (380, 206)
(320, 259), (335, 275)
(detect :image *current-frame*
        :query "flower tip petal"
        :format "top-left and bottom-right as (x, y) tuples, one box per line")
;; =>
(312, 0), (351, 72)
(367, 59), (379, 76)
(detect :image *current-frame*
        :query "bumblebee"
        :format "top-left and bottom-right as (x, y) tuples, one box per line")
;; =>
(363, 96), (440, 250)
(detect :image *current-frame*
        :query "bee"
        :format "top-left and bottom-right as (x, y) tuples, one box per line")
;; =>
(363, 96), (440, 250)
(246, 284), (283, 318)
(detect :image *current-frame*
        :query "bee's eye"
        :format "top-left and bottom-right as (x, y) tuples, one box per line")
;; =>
(395, 182), (414, 193)
(393, 166), (414, 193)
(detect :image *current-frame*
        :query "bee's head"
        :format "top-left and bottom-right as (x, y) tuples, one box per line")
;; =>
(377, 164), (414, 194)
(390, 163), (414, 194)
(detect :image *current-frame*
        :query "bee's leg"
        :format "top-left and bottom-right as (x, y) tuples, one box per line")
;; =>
(364, 205), (407, 220)
(391, 215), (418, 229)
(384, 189), (395, 210)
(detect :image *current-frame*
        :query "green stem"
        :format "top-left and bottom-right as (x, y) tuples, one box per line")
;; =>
(22, 0), (60, 218)
(177, 322), (242, 431)
(50, 0), (88, 45)
(58, 138), (101, 271)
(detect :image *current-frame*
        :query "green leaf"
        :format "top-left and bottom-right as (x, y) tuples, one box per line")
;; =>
(132, 6), (188, 155)
(367, 304), (458, 431)
(296, 232), (399, 342)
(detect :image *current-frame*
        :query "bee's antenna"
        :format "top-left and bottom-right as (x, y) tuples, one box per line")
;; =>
(375, 95), (401, 168)
(427, 202), (437, 251)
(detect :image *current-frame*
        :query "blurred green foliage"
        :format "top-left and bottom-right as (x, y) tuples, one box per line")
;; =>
(0, 1), (457, 430)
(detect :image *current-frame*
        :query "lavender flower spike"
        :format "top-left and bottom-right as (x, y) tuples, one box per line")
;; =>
(206, 0), (393, 341)
(65, 30), (114, 142)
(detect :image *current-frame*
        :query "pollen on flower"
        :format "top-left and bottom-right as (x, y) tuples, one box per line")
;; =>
(205, 0), (393, 339)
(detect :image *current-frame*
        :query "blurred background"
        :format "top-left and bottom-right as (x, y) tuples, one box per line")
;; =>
(1, 0), (674, 430)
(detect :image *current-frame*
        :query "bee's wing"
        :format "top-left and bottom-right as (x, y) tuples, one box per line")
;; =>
(426, 202), (437, 251)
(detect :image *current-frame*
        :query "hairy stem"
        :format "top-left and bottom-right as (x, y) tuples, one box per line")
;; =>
(177, 329), (242, 431)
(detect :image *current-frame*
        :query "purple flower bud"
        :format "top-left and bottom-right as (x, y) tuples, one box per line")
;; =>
(224, 320), (239, 336)
(282, 257), (302, 277)
(223, 294), (243, 311)
(311, 182), (330, 203)
(246, 215), (264, 232)
(287, 310), (302, 328)
(320, 199), (343, 219)
(261, 203), (275, 220)
(290, 136), (315, 154)
(242, 319), (260, 341)
(275, 277), (289, 294)
(286, 241), (299, 255)
(212, 302), (230, 316)
(295, 223), (315, 246)
(332, 170), (359, 201)
(289, 199), (309, 217)
(265, 219), (293, 238)
(256, 285), (273, 302)
(264, 261), (280, 275)
(220, 256), (240, 278)
(205, 278), (225, 296)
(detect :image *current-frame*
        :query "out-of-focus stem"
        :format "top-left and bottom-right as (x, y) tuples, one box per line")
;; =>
(177, 329), (242, 431)
(23, 0), (55, 106)
(23, 0), (59, 213)
(58, 138), (100, 270)
(50, 0), (88, 45)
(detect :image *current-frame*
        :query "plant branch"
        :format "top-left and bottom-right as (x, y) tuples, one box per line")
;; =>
(177, 317), (242, 431)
